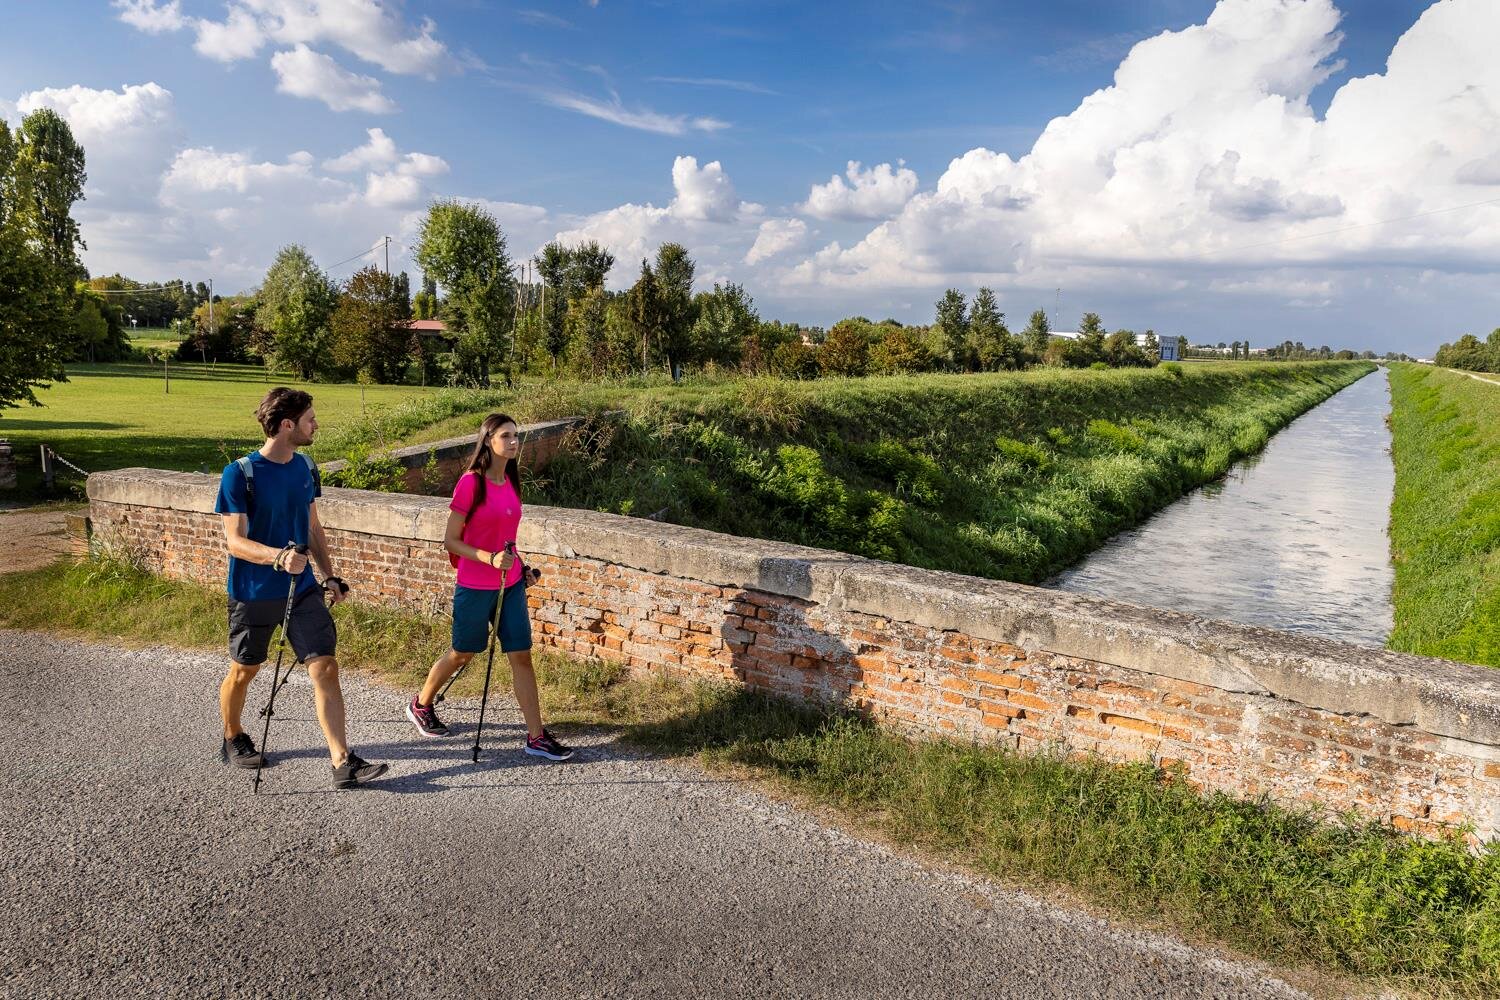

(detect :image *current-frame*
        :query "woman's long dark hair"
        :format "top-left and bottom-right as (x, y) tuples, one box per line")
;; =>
(460, 413), (522, 526)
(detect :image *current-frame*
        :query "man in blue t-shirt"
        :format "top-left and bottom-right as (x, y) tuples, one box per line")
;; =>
(214, 387), (388, 789)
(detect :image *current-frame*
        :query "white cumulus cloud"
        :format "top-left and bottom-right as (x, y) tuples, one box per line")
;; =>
(801, 160), (919, 221)
(115, 0), (450, 76)
(548, 156), (761, 286)
(669, 156), (739, 222)
(745, 218), (808, 265)
(112, 0), (186, 33)
(271, 45), (397, 113)
(786, 0), (1500, 303)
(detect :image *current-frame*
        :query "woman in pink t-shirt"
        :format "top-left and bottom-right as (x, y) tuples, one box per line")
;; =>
(405, 413), (574, 761)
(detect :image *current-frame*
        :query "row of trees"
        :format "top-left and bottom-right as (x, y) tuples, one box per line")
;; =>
(1434, 330), (1500, 372)
(1, 108), (88, 412)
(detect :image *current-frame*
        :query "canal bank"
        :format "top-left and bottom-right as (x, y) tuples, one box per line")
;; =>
(1050, 368), (1394, 647)
(1387, 362), (1500, 668)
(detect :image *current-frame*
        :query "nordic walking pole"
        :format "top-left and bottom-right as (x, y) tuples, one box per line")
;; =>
(472, 542), (515, 764)
(254, 544), (308, 795)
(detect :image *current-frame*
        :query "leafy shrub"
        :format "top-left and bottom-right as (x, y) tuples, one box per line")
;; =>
(849, 439), (947, 506)
(326, 444), (406, 492)
(994, 435), (1051, 471)
(1085, 418), (1146, 452)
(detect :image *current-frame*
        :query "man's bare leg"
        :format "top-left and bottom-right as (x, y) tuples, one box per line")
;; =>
(220, 661), (261, 740)
(305, 655), (349, 765)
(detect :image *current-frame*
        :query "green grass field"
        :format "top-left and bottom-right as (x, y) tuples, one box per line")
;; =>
(125, 326), (189, 353)
(1387, 363), (1500, 667)
(0, 361), (439, 492)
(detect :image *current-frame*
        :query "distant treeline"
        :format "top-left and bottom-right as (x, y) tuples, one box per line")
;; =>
(1434, 329), (1500, 373)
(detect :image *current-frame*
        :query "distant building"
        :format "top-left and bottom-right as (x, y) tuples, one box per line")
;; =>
(406, 318), (451, 343)
(1126, 332), (1181, 361)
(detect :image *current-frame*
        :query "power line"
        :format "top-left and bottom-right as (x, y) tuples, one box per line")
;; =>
(87, 283), (197, 294)
(326, 242), (384, 272)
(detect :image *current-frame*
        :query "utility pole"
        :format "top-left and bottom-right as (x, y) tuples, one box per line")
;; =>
(208, 278), (214, 359)
(383, 235), (391, 275)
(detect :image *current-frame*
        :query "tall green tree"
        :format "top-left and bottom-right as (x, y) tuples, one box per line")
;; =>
(563, 285), (611, 378)
(934, 289), (970, 371)
(654, 242), (697, 379)
(1061, 311), (1107, 367)
(690, 282), (756, 370)
(969, 287), (1018, 370)
(870, 323), (932, 374)
(818, 320), (870, 377)
(1022, 308), (1051, 361)
(414, 200), (514, 385)
(626, 260), (666, 374)
(329, 265), (411, 383)
(567, 241), (614, 294)
(0, 116), (78, 415)
(255, 245), (336, 379)
(11, 109), (87, 281)
(534, 241), (572, 371)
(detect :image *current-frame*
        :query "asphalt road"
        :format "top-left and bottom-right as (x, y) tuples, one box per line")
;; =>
(0, 629), (1313, 1000)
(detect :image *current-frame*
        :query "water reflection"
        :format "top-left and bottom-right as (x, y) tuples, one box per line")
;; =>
(1049, 368), (1394, 647)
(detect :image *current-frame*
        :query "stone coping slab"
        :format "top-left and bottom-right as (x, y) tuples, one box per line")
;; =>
(88, 468), (1500, 750)
(319, 416), (587, 474)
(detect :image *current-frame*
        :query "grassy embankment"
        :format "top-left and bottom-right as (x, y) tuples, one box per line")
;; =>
(376, 361), (1376, 585)
(8, 360), (1371, 584)
(1, 554), (1496, 997)
(1387, 363), (1500, 668)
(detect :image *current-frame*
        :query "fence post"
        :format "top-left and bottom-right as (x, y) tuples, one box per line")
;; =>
(40, 445), (54, 492)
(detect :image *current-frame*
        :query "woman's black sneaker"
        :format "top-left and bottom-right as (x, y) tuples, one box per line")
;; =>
(524, 729), (575, 761)
(405, 696), (450, 738)
(332, 753), (389, 789)
(221, 732), (264, 769)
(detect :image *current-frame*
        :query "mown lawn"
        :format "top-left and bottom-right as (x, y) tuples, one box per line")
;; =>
(1387, 363), (1500, 667)
(0, 361), (438, 492)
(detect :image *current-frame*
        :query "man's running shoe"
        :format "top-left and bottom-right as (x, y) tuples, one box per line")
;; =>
(221, 732), (264, 769)
(405, 696), (450, 738)
(524, 729), (575, 761)
(332, 753), (389, 789)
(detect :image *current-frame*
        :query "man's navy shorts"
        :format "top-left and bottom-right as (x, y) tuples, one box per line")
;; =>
(228, 587), (337, 665)
(452, 582), (532, 654)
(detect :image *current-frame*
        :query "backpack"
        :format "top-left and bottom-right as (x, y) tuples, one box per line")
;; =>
(236, 452), (320, 517)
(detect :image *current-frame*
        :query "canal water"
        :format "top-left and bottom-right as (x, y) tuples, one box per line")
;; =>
(1049, 368), (1394, 647)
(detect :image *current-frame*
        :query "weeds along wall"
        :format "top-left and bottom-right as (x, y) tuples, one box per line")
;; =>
(86, 467), (1500, 841)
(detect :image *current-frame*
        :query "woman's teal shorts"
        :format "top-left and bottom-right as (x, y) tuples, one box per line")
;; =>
(451, 582), (532, 654)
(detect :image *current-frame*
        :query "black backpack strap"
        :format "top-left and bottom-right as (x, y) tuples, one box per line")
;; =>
(235, 454), (255, 516)
(298, 452), (321, 494)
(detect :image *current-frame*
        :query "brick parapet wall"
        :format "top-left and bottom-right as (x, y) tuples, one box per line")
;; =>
(86, 468), (1500, 840)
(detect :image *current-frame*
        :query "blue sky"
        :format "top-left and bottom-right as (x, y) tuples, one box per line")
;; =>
(3, 1), (1496, 355)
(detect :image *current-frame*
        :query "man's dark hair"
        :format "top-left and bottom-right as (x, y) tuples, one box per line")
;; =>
(255, 387), (314, 437)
